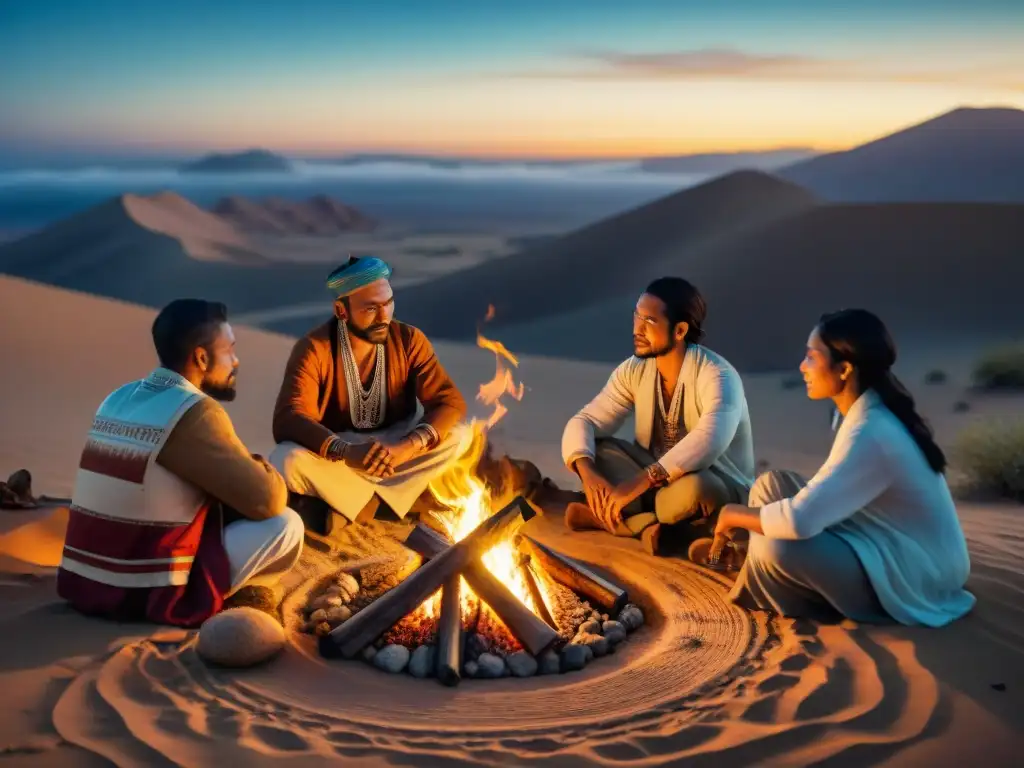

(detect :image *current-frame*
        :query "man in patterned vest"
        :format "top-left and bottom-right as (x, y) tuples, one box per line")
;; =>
(57, 300), (304, 627)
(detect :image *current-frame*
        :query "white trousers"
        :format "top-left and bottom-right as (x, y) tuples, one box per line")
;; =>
(269, 423), (471, 523)
(223, 508), (304, 593)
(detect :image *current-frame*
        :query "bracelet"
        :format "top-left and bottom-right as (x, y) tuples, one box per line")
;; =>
(326, 436), (349, 461)
(645, 462), (669, 487)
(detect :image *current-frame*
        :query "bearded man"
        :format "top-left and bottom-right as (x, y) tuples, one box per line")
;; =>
(561, 277), (756, 556)
(58, 300), (304, 627)
(269, 257), (468, 530)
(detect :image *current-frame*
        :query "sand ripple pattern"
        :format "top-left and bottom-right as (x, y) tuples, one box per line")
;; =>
(49, 512), (1024, 766)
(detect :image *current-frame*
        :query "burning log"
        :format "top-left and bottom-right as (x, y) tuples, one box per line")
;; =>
(404, 524), (559, 656)
(518, 536), (628, 615)
(436, 575), (462, 686)
(521, 560), (558, 630)
(322, 496), (536, 658)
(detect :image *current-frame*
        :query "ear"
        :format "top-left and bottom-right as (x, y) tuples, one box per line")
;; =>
(194, 346), (210, 372)
(333, 299), (347, 321)
(674, 321), (689, 344)
(839, 361), (854, 382)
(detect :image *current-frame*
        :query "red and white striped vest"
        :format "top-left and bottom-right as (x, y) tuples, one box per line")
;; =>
(57, 368), (231, 626)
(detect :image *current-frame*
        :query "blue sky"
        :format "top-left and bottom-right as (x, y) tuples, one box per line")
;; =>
(2, 0), (1022, 158)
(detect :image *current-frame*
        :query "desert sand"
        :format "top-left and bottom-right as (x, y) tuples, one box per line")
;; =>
(2, 273), (1023, 766)
(0, 191), (520, 319)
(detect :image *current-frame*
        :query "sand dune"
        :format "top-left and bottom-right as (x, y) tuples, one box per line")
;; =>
(779, 106), (1024, 203)
(1, 277), (1022, 765)
(213, 194), (377, 236)
(342, 170), (816, 342)
(387, 180), (1024, 370)
(0, 192), (339, 313)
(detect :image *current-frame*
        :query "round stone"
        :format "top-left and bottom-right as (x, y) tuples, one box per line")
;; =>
(617, 604), (645, 631)
(336, 572), (360, 595)
(506, 651), (538, 677)
(579, 619), (601, 635)
(560, 643), (592, 672)
(309, 608), (328, 623)
(325, 606), (352, 625)
(463, 660), (479, 678)
(475, 652), (506, 678)
(360, 645), (377, 663)
(373, 644), (410, 673)
(313, 594), (344, 611)
(464, 633), (491, 660)
(408, 645), (436, 678)
(538, 650), (561, 675)
(602, 620), (628, 645)
(573, 632), (610, 657)
(196, 608), (286, 668)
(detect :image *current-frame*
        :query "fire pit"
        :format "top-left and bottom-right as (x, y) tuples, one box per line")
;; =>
(303, 494), (645, 683)
(300, 308), (646, 682)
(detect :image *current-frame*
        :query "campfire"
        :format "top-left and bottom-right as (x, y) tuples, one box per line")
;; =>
(306, 309), (646, 683)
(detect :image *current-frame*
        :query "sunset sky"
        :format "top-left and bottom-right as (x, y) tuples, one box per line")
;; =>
(2, 0), (1022, 159)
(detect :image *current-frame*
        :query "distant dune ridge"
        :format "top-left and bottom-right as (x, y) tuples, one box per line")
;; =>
(180, 148), (294, 174)
(385, 169), (1024, 370)
(640, 148), (818, 174)
(212, 194), (377, 235)
(778, 106), (1024, 203)
(0, 191), (332, 313)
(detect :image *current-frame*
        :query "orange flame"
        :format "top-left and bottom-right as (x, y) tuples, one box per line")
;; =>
(415, 305), (544, 625)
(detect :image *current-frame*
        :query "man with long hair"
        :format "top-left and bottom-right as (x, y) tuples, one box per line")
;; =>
(561, 277), (755, 556)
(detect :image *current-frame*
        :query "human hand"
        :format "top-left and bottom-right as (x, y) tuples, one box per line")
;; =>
(578, 463), (614, 525)
(343, 441), (395, 478)
(597, 485), (633, 533)
(380, 437), (420, 471)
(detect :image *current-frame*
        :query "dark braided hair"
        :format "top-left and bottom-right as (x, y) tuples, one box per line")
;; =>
(817, 309), (946, 474)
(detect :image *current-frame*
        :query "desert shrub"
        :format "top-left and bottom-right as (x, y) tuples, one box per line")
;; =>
(924, 369), (947, 384)
(951, 420), (1024, 502)
(972, 344), (1024, 391)
(952, 400), (971, 413)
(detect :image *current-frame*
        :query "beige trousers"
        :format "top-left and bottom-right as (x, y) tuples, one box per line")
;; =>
(595, 437), (747, 541)
(269, 422), (472, 523)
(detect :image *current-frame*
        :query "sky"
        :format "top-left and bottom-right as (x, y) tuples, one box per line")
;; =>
(1, 0), (1023, 160)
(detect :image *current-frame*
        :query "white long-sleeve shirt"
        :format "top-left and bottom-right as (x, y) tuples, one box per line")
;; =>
(561, 344), (755, 491)
(760, 389), (976, 627)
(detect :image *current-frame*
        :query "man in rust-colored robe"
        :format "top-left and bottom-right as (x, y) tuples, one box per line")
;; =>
(270, 257), (468, 528)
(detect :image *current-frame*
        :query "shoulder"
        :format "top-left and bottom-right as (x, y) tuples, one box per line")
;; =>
(291, 319), (334, 357)
(688, 344), (740, 378)
(170, 396), (235, 439)
(608, 357), (648, 387)
(395, 321), (435, 354)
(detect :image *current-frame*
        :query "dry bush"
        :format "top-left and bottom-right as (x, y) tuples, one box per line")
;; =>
(925, 369), (948, 384)
(951, 420), (1024, 502)
(972, 344), (1024, 391)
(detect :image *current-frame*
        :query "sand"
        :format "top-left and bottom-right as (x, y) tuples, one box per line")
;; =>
(2, 275), (1023, 766)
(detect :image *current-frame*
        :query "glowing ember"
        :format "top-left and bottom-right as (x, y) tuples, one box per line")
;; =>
(415, 305), (545, 626)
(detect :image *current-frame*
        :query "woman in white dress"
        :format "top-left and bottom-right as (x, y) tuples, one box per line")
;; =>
(694, 309), (976, 626)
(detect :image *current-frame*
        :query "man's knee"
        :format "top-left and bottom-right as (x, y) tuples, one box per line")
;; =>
(269, 442), (321, 489)
(654, 471), (729, 525)
(270, 507), (305, 555)
(748, 470), (804, 507)
(749, 533), (803, 570)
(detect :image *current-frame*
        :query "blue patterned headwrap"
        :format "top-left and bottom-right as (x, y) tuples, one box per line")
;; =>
(326, 256), (393, 298)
